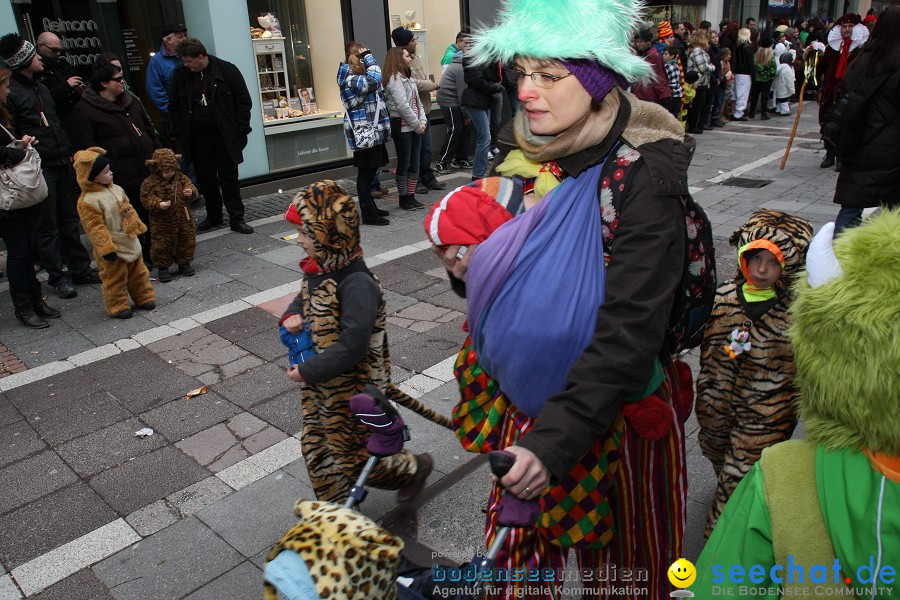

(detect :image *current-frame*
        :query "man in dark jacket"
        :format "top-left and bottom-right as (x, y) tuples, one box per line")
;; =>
(630, 29), (673, 106)
(169, 37), (253, 233)
(461, 53), (504, 180)
(0, 33), (96, 299)
(35, 32), (83, 131)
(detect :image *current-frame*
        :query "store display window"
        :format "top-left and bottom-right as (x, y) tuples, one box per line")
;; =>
(247, 0), (342, 126)
(386, 0), (463, 108)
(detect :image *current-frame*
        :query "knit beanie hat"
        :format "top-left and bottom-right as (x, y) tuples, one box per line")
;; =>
(391, 26), (414, 47)
(561, 59), (625, 101)
(658, 20), (675, 39)
(0, 34), (36, 71)
(469, 0), (651, 83)
(88, 155), (111, 182)
(635, 29), (653, 42)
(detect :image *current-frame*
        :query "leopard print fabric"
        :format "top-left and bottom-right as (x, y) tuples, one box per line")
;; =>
(264, 500), (403, 600)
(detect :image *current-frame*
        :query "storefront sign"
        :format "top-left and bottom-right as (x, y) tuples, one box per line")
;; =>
(42, 17), (102, 66)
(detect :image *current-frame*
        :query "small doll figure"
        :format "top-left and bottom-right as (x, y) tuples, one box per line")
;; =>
(140, 149), (198, 283)
(74, 147), (156, 319)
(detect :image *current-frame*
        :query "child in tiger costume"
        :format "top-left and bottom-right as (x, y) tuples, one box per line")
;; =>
(140, 148), (198, 283)
(74, 147), (156, 319)
(279, 180), (453, 504)
(696, 208), (813, 537)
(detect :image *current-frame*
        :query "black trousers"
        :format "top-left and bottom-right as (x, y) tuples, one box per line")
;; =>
(34, 164), (92, 286)
(122, 183), (151, 265)
(191, 132), (245, 224)
(437, 105), (470, 165)
(748, 80), (773, 117)
(687, 85), (709, 132)
(357, 166), (377, 210)
(0, 215), (42, 297)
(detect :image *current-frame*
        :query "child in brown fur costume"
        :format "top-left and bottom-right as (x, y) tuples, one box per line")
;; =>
(140, 148), (198, 282)
(74, 147), (156, 319)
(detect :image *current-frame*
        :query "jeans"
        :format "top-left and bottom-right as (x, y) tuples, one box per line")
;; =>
(391, 118), (422, 195)
(833, 206), (863, 235)
(0, 215), (42, 297)
(437, 105), (470, 164)
(192, 131), (245, 224)
(33, 165), (93, 286)
(733, 74), (752, 118)
(490, 93), (503, 147)
(418, 114), (437, 185)
(701, 81), (717, 126)
(467, 107), (491, 178)
(711, 86), (726, 122)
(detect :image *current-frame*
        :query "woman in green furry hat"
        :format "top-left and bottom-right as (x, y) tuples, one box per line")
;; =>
(692, 211), (900, 599)
(434, 0), (697, 597)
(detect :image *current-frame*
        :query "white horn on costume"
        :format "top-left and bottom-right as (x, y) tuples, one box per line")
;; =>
(806, 222), (843, 288)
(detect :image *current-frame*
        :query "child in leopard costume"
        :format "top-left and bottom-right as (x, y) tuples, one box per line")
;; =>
(279, 180), (452, 504)
(140, 148), (198, 282)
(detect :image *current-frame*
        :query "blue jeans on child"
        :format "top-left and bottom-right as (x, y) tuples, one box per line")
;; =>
(467, 107), (491, 179)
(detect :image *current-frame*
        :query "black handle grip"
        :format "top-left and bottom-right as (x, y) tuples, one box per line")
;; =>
(489, 451), (515, 481)
(363, 384), (399, 420)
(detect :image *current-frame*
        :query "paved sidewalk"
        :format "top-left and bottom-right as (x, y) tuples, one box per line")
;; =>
(0, 107), (839, 599)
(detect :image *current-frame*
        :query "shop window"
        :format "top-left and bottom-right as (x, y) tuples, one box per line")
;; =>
(386, 0), (463, 91)
(247, 0), (344, 125)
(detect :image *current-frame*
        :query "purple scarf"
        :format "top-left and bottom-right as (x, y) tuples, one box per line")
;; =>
(466, 163), (607, 417)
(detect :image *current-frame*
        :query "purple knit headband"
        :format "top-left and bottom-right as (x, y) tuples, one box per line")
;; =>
(561, 59), (625, 102)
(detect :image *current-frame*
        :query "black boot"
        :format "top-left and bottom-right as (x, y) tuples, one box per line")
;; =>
(13, 294), (49, 329)
(372, 201), (389, 217)
(31, 293), (61, 319)
(820, 152), (835, 169)
(361, 204), (390, 226)
(400, 194), (424, 211)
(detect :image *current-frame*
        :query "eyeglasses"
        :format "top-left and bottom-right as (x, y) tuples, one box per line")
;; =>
(40, 44), (63, 54)
(514, 69), (573, 89)
(110, 76), (126, 82)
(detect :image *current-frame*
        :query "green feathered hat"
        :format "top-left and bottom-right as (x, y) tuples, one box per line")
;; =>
(469, 0), (651, 82)
(789, 210), (900, 455)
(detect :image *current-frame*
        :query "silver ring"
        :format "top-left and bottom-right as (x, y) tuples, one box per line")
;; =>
(524, 486), (531, 495)
(456, 246), (468, 260)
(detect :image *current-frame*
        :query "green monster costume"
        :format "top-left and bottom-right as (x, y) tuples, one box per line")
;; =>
(693, 210), (900, 599)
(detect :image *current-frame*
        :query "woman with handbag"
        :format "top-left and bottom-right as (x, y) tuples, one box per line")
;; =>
(383, 47), (427, 211)
(0, 67), (60, 328)
(338, 42), (391, 226)
(432, 0), (693, 596)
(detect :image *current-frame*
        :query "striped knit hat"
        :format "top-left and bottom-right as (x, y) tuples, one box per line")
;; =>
(0, 34), (37, 71)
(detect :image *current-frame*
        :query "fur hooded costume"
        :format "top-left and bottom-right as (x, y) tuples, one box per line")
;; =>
(278, 181), (451, 503)
(693, 210), (900, 599)
(140, 148), (198, 270)
(696, 209), (813, 537)
(75, 147), (155, 317)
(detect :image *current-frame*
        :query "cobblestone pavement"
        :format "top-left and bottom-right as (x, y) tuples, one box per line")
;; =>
(0, 107), (842, 599)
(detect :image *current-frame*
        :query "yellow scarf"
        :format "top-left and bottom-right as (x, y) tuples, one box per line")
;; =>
(495, 150), (563, 202)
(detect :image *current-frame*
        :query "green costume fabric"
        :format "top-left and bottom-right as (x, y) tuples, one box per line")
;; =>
(694, 443), (899, 599)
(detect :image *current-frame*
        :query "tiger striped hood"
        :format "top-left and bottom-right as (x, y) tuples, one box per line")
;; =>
(291, 180), (363, 273)
(728, 209), (813, 294)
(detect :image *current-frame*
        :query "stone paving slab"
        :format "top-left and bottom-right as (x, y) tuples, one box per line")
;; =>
(0, 394), (21, 429)
(88, 445), (210, 516)
(0, 482), (116, 570)
(182, 561), (263, 600)
(92, 516), (244, 600)
(56, 417), (168, 478)
(140, 391), (242, 443)
(26, 391), (131, 447)
(29, 569), (115, 600)
(196, 471), (308, 559)
(0, 451), (78, 517)
(245, 390), (302, 437)
(0, 420), (45, 469)
(209, 362), (296, 410)
(204, 307), (278, 343)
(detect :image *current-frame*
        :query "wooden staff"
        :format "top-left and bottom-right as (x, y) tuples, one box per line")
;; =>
(780, 78), (809, 170)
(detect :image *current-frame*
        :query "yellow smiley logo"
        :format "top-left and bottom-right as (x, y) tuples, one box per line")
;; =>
(668, 558), (697, 588)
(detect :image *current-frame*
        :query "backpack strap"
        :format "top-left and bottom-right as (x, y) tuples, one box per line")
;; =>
(760, 440), (846, 599)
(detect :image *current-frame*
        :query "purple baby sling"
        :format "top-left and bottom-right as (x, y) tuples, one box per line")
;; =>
(466, 162), (607, 417)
